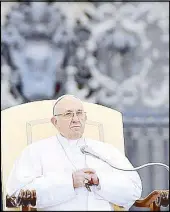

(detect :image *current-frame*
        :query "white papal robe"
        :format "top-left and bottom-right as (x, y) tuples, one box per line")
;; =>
(6, 134), (142, 211)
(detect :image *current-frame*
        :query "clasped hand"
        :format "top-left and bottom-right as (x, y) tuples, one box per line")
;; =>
(72, 168), (99, 188)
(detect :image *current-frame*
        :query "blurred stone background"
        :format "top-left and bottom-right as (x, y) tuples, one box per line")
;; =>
(1, 1), (169, 211)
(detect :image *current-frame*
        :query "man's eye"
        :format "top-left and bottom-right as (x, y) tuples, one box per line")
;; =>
(65, 112), (72, 116)
(76, 111), (83, 115)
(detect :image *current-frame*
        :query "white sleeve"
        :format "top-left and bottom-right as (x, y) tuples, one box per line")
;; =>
(6, 145), (76, 208)
(93, 145), (142, 210)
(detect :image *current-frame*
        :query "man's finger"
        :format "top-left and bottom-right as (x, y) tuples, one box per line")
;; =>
(84, 173), (91, 181)
(91, 174), (99, 185)
(81, 168), (96, 174)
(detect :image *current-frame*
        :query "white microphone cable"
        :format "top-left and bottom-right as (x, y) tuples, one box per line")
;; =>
(80, 145), (169, 172)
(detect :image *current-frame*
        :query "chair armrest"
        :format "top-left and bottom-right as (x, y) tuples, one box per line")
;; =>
(6, 189), (36, 210)
(134, 190), (169, 211)
(6, 189), (169, 211)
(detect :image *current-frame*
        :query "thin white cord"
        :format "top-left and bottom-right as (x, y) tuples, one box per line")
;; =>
(81, 146), (169, 172)
(106, 162), (169, 172)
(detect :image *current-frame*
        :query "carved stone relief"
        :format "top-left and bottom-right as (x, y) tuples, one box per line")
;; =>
(1, 2), (169, 119)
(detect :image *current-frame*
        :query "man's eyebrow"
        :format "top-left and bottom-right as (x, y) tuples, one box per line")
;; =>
(65, 110), (73, 113)
(65, 109), (83, 112)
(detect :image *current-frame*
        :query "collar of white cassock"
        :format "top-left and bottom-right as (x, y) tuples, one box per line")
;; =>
(57, 133), (86, 149)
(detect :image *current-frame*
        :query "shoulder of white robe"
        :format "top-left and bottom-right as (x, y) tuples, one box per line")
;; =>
(20, 136), (58, 158)
(28, 136), (57, 148)
(85, 138), (116, 151)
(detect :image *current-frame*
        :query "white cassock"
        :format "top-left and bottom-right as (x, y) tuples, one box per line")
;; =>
(6, 134), (142, 211)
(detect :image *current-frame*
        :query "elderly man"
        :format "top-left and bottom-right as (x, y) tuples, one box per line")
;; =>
(6, 95), (142, 211)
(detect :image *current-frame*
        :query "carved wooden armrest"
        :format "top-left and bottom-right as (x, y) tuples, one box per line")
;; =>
(6, 189), (169, 211)
(6, 189), (36, 210)
(134, 190), (169, 211)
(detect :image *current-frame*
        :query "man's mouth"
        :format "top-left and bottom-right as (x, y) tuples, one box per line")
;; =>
(71, 126), (81, 128)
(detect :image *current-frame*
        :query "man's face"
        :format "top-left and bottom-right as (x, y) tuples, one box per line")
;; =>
(52, 97), (87, 139)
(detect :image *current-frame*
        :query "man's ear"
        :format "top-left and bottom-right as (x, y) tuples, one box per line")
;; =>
(51, 117), (57, 126)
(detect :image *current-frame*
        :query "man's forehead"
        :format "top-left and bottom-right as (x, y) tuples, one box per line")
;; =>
(55, 97), (83, 112)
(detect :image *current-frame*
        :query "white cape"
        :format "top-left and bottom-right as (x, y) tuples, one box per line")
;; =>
(6, 135), (142, 211)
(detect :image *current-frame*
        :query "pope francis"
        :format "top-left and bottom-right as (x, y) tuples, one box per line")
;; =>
(6, 95), (142, 211)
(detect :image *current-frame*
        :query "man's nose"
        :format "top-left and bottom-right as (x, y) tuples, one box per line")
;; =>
(72, 113), (79, 121)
